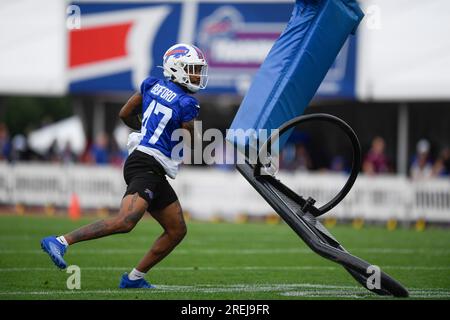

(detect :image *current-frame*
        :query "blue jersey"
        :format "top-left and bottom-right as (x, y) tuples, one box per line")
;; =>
(135, 77), (199, 178)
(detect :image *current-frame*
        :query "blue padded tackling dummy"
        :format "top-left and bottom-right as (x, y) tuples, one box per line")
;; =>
(227, 0), (364, 154)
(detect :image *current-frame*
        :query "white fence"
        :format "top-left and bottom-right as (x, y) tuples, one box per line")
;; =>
(0, 163), (449, 222)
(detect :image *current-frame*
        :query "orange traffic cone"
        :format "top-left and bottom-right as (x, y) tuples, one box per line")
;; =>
(68, 193), (81, 220)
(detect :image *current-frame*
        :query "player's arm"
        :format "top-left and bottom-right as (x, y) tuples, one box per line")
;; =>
(181, 119), (198, 149)
(119, 92), (142, 131)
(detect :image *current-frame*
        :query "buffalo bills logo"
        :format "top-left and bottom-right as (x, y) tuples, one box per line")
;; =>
(164, 46), (189, 62)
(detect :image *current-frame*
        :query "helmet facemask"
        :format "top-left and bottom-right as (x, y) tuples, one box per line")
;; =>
(182, 63), (208, 92)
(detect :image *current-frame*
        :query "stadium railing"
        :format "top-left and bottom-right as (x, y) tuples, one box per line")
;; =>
(0, 162), (449, 222)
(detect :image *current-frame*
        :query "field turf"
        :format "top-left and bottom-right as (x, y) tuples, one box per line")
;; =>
(0, 215), (449, 300)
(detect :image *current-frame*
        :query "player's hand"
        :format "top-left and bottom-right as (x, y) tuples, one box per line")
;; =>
(119, 93), (142, 130)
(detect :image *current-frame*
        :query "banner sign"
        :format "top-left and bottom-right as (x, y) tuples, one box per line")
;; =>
(68, 1), (357, 99)
(195, 3), (291, 95)
(68, 2), (181, 93)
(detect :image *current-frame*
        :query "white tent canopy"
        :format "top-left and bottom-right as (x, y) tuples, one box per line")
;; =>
(357, 0), (450, 101)
(0, 0), (66, 95)
(28, 116), (86, 156)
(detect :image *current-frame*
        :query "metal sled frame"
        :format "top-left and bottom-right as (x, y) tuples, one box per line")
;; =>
(236, 113), (409, 297)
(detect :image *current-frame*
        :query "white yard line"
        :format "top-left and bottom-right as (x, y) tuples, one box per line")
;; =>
(0, 266), (335, 272)
(0, 283), (448, 298)
(0, 265), (449, 272)
(2, 234), (449, 247)
(1, 248), (449, 255)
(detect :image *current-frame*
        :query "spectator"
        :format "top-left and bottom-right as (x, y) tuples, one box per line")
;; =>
(45, 139), (61, 163)
(363, 136), (391, 175)
(280, 143), (312, 172)
(89, 132), (110, 165)
(0, 123), (12, 161)
(441, 147), (450, 175)
(10, 134), (28, 162)
(432, 147), (450, 177)
(279, 143), (296, 171)
(410, 139), (433, 180)
(330, 155), (348, 173)
(294, 143), (312, 171)
(61, 141), (78, 164)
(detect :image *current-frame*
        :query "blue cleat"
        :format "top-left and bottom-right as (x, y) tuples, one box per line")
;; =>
(40, 236), (67, 269)
(119, 273), (155, 289)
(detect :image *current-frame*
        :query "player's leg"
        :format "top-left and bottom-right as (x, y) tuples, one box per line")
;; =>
(135, 200), (186, 273)
(119, 200), (186, 289)
(119, 180), (184, 289)
(41, 192), (148, 269)
(63, 192), (148, 244)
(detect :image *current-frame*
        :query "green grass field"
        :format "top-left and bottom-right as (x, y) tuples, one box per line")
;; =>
(0, 215), (449, 300)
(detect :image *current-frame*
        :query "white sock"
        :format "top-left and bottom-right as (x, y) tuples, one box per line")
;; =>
(56, 236), (69, 247)
(128, 268), (146, 281)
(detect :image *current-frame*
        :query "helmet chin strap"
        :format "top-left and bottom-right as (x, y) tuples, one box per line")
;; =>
(168, 76), (199, 93)
(185, 83), (200, 93)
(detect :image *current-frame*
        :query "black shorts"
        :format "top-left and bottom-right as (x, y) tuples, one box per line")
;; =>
(123, 150), (178, 212)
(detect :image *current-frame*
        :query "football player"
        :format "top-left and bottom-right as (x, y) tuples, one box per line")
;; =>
(41, 44), (208, 288)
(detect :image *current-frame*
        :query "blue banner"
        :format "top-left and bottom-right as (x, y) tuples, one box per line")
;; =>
(67, 1), (357, 99)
